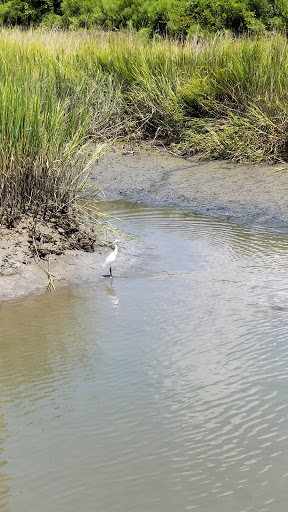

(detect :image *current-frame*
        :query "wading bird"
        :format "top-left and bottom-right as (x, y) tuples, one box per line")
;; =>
(103, 240), (120, 278)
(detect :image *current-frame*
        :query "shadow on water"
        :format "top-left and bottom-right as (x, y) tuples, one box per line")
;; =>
(1, 200), (288, 511)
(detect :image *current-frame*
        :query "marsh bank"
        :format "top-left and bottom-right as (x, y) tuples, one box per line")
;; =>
(93, 145), (288, 228)
(1, 145), (288, 301)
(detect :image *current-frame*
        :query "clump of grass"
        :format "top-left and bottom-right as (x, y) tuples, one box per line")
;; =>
(172, 33), (288, 160)
(0, 29), (122, 228)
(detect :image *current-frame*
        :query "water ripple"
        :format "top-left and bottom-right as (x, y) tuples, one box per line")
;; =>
(1, 202), (288, 511)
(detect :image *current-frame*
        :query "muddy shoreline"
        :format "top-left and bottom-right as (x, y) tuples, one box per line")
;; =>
(2, 144), (288, 302)
(93, 144), (288, 229)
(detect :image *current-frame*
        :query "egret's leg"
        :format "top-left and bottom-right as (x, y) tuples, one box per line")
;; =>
(110, 266), (113, 278)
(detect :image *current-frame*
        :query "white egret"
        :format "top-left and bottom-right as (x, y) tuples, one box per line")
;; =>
(103, 240), (120, 278)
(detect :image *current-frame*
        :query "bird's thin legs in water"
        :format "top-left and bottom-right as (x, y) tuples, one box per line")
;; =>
(110, 267), (113, 278)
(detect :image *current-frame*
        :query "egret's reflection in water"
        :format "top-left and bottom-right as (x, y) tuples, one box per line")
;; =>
(104, 279), (120, 312)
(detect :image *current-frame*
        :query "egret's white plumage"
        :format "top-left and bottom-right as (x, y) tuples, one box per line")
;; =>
(103, 240), (120, 277)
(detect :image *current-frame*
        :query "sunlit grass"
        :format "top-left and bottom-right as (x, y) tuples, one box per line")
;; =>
(74, 30), (288, 161)
(0, 29), (122, 226)
(1, 27), (288, 228)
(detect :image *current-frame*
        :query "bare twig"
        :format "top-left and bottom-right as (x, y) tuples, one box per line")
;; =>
(32, 234), (55, 290)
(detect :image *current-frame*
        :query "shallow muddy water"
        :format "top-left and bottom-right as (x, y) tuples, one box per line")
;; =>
(1, 201), (288, 512)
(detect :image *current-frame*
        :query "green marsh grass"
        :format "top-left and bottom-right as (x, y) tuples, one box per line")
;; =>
(1, 28), (288, 228)
(73, 30), (288, 161)
(0, 29), (121, 226)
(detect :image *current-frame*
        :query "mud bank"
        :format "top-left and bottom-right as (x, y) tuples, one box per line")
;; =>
(93, 144), (288, 228)
(0, 215), (137, 302)
(0, 231), (138, 302)
(2, 144), (288, 301)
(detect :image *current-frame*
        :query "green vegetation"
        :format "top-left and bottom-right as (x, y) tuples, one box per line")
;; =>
(1, 29), (288, 225)
(0, 0), (287, 35)
(0, 30), (120, 226)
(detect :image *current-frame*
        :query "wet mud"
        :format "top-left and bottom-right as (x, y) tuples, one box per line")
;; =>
(93, 144), (288, 228)
(2, 143), (288, 301)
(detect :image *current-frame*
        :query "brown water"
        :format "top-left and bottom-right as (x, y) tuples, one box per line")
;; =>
(1, 201), (288, 512)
